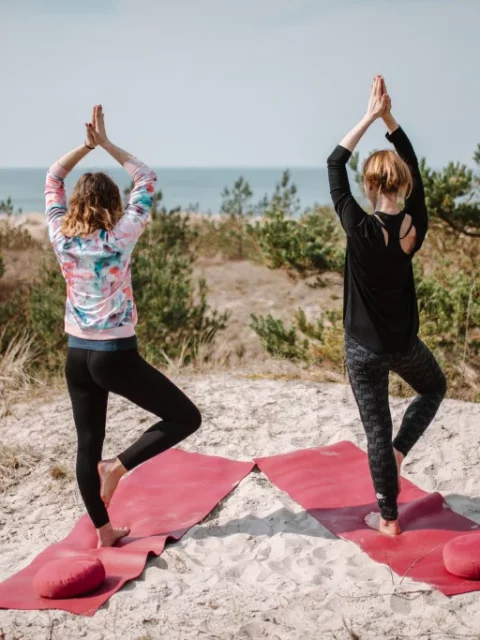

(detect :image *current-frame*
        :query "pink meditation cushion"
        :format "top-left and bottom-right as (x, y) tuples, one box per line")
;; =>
(33, 556), (106, 599)
(443, 532), (480, 580)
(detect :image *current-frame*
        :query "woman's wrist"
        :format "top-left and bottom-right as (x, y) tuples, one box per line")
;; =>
(382, 113), (399, 134)
(84, 142), (96, 151)
(363, 113), (378, 127)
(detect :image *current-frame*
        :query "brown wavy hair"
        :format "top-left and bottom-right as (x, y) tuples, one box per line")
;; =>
(61, 172), (123, 237)
(363, 150), (413, 199)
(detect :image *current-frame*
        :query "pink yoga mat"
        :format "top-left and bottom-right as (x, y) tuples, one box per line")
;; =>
(255, 441), (480, 596)
(0, 450), (254, 616)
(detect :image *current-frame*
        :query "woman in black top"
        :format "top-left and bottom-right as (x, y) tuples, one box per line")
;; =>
(327, 76), (446, 536)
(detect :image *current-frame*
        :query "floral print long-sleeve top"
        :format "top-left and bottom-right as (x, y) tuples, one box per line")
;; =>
(45, 158), (157, 339)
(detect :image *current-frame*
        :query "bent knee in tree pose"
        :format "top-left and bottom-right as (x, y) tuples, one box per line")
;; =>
(327, 76), (446, 536)
(45, 105), (202, 548)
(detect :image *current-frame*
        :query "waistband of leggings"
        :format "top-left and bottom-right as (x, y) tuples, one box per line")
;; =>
(66, 334), (138, 352)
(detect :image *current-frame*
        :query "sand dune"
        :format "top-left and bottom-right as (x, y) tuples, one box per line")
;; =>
(1, 375), (480, 639)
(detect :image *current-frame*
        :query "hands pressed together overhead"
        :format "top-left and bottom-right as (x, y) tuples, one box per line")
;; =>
(84, 105), (109, 150)
(57, 104), (130, 171)
(336, 75), (399, 153)
(366, 75), (391, 123)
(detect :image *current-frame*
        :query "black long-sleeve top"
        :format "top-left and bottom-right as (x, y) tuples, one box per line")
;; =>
(327, 127), (428, 354)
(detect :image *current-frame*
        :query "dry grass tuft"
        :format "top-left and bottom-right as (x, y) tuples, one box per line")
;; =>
(243, 371), (302, 382)
(161, 334), (244, 376)
(0, 331), (36, 417)
(49, 464), (68, 480)
(0, 444), (42, 491)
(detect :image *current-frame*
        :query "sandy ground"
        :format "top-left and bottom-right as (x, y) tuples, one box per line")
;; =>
(195, 259), (343, 370)
(1, 374), (480, 640)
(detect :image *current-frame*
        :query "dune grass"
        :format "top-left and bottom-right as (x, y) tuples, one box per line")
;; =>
(0, 443), (42, 492)
(0, 332), (36, 418)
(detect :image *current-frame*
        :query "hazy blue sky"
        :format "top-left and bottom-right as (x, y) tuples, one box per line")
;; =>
(0, 0), (478, 167)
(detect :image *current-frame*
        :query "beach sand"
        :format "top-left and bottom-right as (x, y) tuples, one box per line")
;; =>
(1, 374), (480, 639)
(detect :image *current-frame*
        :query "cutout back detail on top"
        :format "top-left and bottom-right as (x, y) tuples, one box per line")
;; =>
(374, 212), (416, 254)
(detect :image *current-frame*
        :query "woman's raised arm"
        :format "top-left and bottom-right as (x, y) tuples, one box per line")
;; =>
(45, 114), (97, 245)
(327, 76), (388, 234)
(88, 105), (157, 250)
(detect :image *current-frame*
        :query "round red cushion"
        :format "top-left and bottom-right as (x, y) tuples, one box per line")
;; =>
(33, 556), (106, 599)
(443, 532), (480, 580)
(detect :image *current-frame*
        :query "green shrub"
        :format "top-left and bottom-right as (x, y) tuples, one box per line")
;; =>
(195, 215), (262, 262)
(0, 197), (22, 216)
(0, 220), (37, 250)
(296, 308), (342, 340)
(219, 176), (256, 260)
(132, 211), (229, 365)
(147, 205), (196, 254)
(250, 313), (309, 361)
(415, 259), (480, 352)
(192, 175), (263, 262)
(0, 253), (4, 280)
(250, 171), (345, 277)
(250, 171), (301, 270)
(297, 209), (346, 273)
(420, 158), (480, 237)
(295, 308), (325, 341)
(296, 307), (345, 366)
(250, 308), (344, 368)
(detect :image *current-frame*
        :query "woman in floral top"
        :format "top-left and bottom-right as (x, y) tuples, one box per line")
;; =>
(46, 105), (201, 547)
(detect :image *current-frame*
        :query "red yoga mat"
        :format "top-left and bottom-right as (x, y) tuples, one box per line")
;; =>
(0, 449), (254, 616)
(255, 441), (480, 596)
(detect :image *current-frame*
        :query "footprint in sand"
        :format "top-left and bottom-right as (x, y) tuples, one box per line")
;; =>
(312, 547), (327, 561)
(390, 593), (412, 615)
(345, 564), (380, 582)
(423, 463), (436, 476)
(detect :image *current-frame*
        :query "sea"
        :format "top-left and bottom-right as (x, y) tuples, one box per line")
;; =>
(0, 167), (337, 215)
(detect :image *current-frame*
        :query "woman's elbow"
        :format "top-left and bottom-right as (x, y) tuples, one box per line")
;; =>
(326, 152), (337, 167)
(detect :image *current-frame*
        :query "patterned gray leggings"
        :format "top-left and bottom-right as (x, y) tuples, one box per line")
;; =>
(345, 334), (447, 521)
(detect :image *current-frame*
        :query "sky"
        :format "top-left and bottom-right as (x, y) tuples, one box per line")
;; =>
(0, 0), (478, 168)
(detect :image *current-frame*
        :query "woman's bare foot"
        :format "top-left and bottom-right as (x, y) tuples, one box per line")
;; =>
(98, 458), (127, 507)
(394, 448), (405, 494)
(97, 522), (130, 548)
(365, 512), (401, 536)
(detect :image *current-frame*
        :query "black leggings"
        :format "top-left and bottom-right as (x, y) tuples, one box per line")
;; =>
(345, 334), (447, 521)
(65, 347), (202, 528)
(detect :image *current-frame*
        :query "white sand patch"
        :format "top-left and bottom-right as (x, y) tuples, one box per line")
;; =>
(1, 375), (480, 639)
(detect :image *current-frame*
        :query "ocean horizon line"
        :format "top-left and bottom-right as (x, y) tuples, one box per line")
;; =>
(0, 166), (336, 214)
